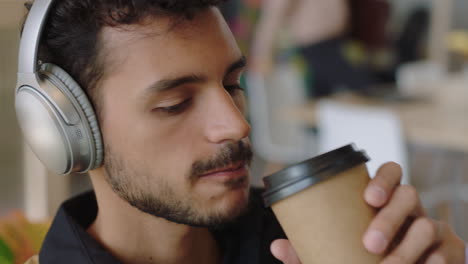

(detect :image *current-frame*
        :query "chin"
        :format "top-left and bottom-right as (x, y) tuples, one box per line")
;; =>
(192, 174), (251, 220)
(221, 174), (250, 203)
(217, 183), (250, 217)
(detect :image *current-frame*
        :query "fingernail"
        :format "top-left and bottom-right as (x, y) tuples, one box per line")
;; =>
(365, 186), (387, 205)
(363, 230), (388, 254)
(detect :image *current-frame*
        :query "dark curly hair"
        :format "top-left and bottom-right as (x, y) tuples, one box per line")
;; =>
(23, 0), (225, 116)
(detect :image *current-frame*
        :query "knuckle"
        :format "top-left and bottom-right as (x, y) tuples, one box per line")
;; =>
(397, 185), (418, 205)
(427, 251), (448, 264)
(374, 217), (394, 234)
(452, 235), (466, 254)
(457, 237), (466, 250)
(385, 161), (402, 172)
(414, 218), (437, 241)
(381, 161), (400, 169)
(379, 162), (403, 180)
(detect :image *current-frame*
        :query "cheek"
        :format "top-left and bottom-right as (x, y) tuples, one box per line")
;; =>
(138, 116), (202, 170)
(99, 86), (207, 180)
(100, 97), (135, 147)
(106, 109), (203, 179)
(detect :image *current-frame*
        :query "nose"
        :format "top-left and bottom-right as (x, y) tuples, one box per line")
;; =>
(204, 89), (250, 144)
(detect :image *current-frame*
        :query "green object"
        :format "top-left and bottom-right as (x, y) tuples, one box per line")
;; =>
(0, 238), (13, 264)
(0, 255), (13, 264)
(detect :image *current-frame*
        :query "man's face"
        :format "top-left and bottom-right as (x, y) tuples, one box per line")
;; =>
(97, 7), (252, 227)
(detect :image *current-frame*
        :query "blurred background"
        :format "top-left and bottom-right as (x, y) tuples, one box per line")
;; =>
(1, 0), (468, 262)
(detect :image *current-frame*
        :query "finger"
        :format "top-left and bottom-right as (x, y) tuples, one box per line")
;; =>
(425, 246), (462, 264)
(365, 162), (402, 208)
(380, 218), (441, 264)
(270, 239), (301, 264)
(425, 223), (466, 264)
(363, 185), (424, 254)
(425, 250), (449, 264)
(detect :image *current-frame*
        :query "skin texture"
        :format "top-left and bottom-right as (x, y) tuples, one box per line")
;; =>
(87, 8), (251, 264)
(79, 6), (465, 264)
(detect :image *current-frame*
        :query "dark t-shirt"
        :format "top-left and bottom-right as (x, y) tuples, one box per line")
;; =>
(39, 188), (286, 264)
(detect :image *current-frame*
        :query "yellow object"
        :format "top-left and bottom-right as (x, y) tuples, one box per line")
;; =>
(0, 211), (49, 264)
(448, 31), (468, 57)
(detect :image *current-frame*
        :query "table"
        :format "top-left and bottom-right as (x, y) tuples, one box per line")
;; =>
(281, 74), (468, 153)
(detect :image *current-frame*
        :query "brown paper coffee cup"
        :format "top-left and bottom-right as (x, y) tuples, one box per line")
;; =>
(263, 144), (382, 264)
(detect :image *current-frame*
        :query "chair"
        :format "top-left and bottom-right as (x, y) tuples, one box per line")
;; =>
(316, 100), (410, 184)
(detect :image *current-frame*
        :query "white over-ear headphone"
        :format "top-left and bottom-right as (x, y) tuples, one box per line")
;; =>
(16, 0), (103, 175)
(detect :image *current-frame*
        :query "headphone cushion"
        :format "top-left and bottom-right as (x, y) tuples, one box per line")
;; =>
(40, 63), (103, 169)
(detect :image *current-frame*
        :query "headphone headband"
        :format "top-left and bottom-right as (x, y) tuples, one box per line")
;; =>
(18, 0), (54, 74)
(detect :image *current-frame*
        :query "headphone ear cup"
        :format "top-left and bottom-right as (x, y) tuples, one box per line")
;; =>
(40, 63), (103, 170)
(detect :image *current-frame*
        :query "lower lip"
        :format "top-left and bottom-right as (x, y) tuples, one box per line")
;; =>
(199, 165), (248, 182)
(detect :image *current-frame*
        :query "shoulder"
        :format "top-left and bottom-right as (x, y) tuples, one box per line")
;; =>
(248, 187), (274, 218)
(24, 255), (39, 264)
(247, 187), (287, 263)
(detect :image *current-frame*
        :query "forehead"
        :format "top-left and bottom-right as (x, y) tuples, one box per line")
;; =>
(99, 7), (241, 79)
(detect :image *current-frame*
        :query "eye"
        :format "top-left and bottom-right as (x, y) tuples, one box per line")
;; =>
(224, 84), (245, 95)
(153, 98), (192, 115)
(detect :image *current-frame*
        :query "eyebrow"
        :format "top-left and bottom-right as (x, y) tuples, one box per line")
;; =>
(146, 74), (206, 94)
(142, 55), (247, 97)
(225, 55), (247, 77)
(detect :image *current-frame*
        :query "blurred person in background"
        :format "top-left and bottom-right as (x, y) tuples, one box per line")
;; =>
(249, 0), (383, 97)
(19, 0), (467, 263)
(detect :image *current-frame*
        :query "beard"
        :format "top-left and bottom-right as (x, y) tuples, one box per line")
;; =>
(103, 140), (253, 228)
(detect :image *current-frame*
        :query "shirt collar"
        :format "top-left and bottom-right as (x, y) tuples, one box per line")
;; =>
(39, 191), (122, 264)
(39, 189), (265, 264)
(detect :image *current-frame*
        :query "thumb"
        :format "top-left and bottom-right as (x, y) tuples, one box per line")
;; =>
(270, 239), (301, 264)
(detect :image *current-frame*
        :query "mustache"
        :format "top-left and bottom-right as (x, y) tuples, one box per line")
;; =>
(190, 141), (253, 178)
